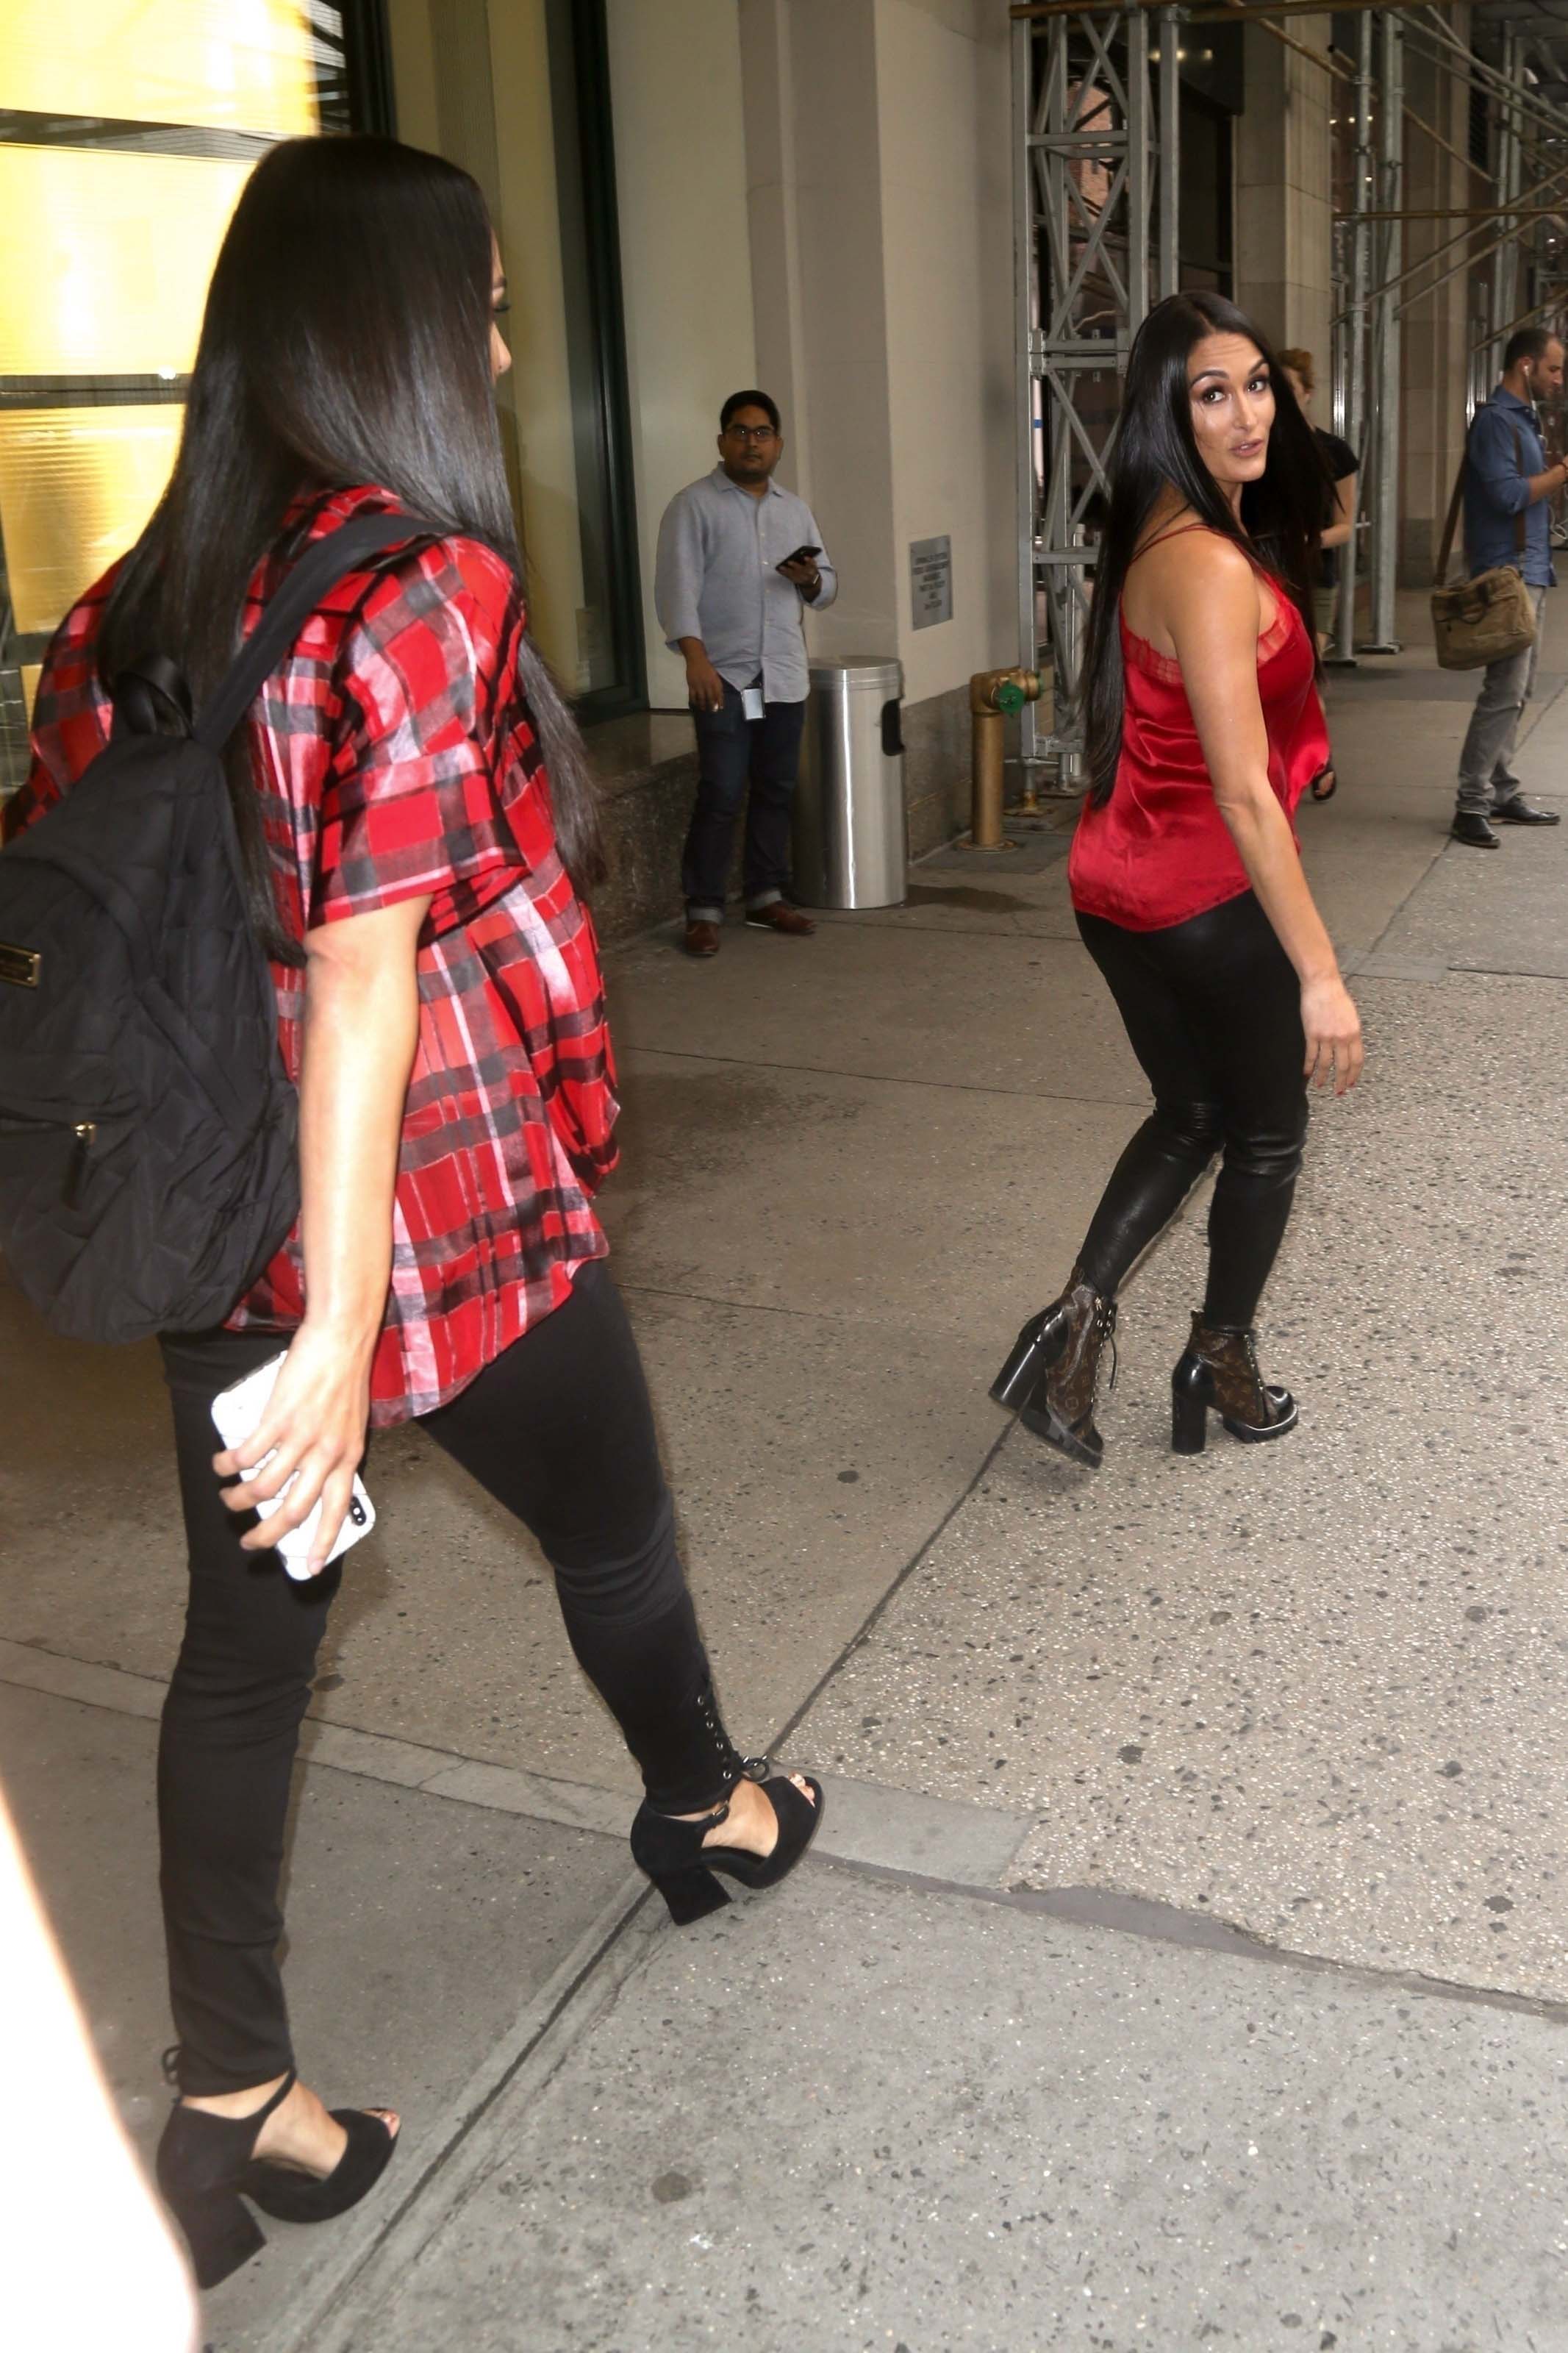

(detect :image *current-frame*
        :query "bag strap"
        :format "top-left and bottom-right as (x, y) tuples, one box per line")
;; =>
(1435, 432), (1469, 587)
(193, 509), (428, 751)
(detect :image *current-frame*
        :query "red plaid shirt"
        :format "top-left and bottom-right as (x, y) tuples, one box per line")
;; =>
(7, 484), (618, 1422)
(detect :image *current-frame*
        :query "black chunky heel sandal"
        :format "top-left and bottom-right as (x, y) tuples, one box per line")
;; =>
(244, 2105), (399, 2225)
(631, 1771), (826, 1927)
(155, 2063), (290, 2289)
(154, 2052), (398, 2288)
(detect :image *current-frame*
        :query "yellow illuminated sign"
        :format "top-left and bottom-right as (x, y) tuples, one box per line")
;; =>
(0, 149), (253, 380)
(0, 407), (185, 635)
(1, 0), (318, 138)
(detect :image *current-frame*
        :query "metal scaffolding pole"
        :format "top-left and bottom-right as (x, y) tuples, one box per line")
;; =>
(1490, 30), (1523, 382)
(1367, 10), (1403, 651)
(1332, 9), (1375, 664)
(1127, 5), (1152, 331)
(1012, 1), (1178, 790)
(1013, 10), (1040, 771)
(1157, 4), (1181, 299)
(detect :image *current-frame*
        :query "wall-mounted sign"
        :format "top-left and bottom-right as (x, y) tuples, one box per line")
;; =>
(910, 534), (952, 629)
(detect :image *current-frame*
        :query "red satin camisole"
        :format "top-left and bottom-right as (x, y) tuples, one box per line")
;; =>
(1067, 525), (1329, 932)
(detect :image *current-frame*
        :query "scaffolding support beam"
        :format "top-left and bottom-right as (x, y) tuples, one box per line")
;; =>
(1012, 2), (1179, 788)
(1490, 31), (1523, 382)
(1158, 5), (1181, 299)
(1333, 8), (1375, 664)
(1368, 10), (1403, 651)
(1013, 10), (1039, 769)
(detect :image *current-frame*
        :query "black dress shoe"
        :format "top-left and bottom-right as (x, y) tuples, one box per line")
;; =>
(1451, 813), (1500, 849)
(1492, 796), (1561, 826)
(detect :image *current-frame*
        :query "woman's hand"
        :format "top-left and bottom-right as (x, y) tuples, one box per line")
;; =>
(212, 893), (429, 1576)
(1300, 973), (1364, 1095)
(214, 1320), (376, 1576)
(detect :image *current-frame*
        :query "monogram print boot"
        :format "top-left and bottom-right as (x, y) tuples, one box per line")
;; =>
(990, 1264), (1118, 1469)
(1170, 1315), (1297, 1454)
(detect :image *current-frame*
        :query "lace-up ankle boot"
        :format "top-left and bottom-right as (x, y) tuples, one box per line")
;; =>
(1170, 1314), (1298, 1454)
(990, 1263), (1117, 1469)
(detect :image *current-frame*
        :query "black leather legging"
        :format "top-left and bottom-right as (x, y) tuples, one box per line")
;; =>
(1074, 891), (1309, 1327)
(156, 1260), (729, 2096)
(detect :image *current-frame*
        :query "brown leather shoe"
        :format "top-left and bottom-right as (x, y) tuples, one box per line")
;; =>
(745, 901), (817, 936)
(683, 920), (720, 958)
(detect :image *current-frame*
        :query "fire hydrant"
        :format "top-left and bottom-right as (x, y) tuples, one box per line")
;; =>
(963, 668), (1043, 850)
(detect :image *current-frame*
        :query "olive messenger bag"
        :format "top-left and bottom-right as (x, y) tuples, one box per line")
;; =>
(1431, 411), (1539, 671)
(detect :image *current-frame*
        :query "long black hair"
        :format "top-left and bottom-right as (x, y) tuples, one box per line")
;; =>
(99, 136), (604, 960)
(1078, 289), (1328, 809)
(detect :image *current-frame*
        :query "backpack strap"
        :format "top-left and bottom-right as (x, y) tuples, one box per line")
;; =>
(193, 510), (430, 751)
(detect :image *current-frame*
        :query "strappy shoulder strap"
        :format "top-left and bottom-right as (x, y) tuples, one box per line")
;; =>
(1127, 519), (1214, 567)
(194, 510), (429, 751)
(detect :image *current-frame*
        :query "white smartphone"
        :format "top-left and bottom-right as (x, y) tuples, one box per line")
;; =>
(211, 1352), (376, 1582)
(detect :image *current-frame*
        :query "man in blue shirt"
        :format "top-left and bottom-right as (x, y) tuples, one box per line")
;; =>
(656, 390), (837, 957)
(1453, 326), (1567, 846)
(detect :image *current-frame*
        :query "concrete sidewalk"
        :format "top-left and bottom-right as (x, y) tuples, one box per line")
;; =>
(4, 596), (1567, 2351)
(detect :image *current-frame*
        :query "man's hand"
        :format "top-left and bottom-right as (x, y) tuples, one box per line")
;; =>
(777, 555), (822, 598)
(684, 649), (726, 713)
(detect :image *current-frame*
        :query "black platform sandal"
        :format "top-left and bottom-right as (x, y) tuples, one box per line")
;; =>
(630, 1771), (826, 1927)
(1170, 1315), (1298, 1454)
(154, 2052), (398, 2289)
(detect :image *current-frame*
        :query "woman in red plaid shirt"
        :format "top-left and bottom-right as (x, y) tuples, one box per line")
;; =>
(9, 138), (820, 2288)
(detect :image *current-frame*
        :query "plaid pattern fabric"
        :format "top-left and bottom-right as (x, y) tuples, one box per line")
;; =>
(8, 484), (618, 1423)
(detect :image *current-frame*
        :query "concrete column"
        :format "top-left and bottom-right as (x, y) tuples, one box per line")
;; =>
(1232, 13), (1333, 368)
(738, 0), (899, 654)
(738, 0), (1014, 853)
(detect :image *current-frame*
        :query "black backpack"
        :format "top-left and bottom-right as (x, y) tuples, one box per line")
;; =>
(0, 510), (421, 1343)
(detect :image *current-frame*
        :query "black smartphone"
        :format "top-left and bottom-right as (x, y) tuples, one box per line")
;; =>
(776, 544), (821, 573)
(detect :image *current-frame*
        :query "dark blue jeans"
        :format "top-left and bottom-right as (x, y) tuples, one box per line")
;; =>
(682, 682), (807, 922)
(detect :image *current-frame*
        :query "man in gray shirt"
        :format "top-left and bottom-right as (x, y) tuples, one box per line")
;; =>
(655, 389), (837, 957)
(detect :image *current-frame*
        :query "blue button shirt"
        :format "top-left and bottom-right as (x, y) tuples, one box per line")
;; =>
(1465, 385), (1556, 587)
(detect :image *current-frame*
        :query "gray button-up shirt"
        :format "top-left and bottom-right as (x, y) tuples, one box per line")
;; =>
(654, 467), (837, 704)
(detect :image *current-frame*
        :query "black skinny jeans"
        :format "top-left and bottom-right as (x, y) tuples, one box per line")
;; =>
(1074, 891), (1309, 1327)
(157, 1259), (731, 2096)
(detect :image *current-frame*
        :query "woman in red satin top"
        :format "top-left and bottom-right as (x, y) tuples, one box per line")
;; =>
(992, 290), (1363, 1468)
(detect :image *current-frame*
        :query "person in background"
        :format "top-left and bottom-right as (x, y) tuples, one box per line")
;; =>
(655, 391), (837, 957)
(1268, 349), (1353, 800)
(1451, 326), (1567, 848)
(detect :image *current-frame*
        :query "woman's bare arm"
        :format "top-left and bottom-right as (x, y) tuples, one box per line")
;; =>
(213, 896), (431, 1571)
(1159, 539), (1363, 1094)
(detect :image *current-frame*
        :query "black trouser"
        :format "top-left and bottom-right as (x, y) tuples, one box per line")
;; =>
(157, 1260), (728, 2096)
(681, 682), (807, 921)
(1074, 892), (1309, 1327)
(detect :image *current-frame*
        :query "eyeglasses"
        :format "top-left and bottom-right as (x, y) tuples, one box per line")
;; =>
(725, 423), (777, 443)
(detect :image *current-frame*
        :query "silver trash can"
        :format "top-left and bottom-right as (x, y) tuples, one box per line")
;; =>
(792, 656), (907, 910)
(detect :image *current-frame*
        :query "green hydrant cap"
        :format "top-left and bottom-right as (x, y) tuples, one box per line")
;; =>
(994, 678), (1025, 713)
